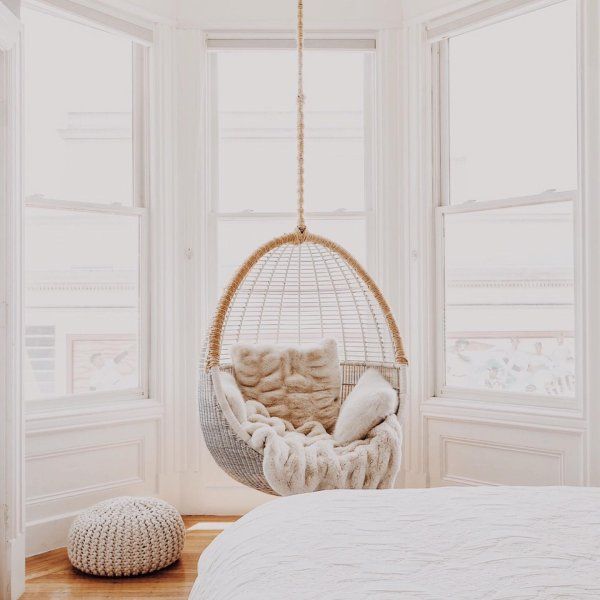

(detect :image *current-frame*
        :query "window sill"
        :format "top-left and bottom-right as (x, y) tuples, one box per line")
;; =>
(25, 395), (163, 432)
(421, 395), (585, 430)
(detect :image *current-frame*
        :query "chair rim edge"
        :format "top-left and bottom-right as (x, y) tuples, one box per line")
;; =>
(205, 229), (409, 370)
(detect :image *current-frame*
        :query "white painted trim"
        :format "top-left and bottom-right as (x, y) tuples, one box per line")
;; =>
(215, 210), (370, 221)
(25, 0), (155, 43)
(364, 46), (377, 277)
(425, 0), (568, 41)
(439, 190), (577, 214)
(25, 198), (145, 216)
(423, 394), (584, 423)
(403, 22), (434, 486)
(25, 390), (151, 417)
(579, 0), (600, 485)
(375, 29), (411, 485)
(133, 43), (150, 209)
(207, 38), (376, 50)
(169, 27), (204, 478)
(25, 408), (162, 435)
(438, 386), (578, 410)
(0, 37), (25, 599)
(433, 197), (447, 397)
(0, 1), (19, 50)
(205, 30), (378, 41)
(68, 0), (174, 26)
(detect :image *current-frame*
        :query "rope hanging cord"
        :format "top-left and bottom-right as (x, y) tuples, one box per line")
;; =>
(296, 0), (306, 233)
(204, 0), (409, 370)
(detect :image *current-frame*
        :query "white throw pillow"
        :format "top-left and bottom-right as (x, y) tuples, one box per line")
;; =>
(333, 369), (398, 445)
(219, 371), (247, 424)
(231, 338), (341, 431)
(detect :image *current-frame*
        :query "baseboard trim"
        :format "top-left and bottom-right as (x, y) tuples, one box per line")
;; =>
(26, 511), (79, 557)
(9, 532), (25, 600)
(179, 473), (274, 515)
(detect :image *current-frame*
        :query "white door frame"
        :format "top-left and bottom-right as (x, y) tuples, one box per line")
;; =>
(0, 1), (24, 598)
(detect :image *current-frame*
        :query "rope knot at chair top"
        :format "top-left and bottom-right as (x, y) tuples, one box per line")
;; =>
(294, 225), (308, 240)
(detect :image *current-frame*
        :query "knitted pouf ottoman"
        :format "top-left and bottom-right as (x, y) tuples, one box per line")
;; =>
(67, 496), (186, 577)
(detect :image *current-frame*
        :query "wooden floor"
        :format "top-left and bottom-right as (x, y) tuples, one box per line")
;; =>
(23, 516), (238, 599)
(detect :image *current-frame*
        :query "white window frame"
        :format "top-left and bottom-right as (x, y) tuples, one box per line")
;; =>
(205, 35), (379, 310)
(429, 0), (580, 411)
(22, 1), (152, 412)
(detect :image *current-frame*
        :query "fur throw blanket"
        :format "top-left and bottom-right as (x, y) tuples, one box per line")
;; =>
(241, 399), (403, 496)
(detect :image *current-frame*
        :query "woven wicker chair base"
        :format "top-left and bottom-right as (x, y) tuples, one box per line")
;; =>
(67, 497), (186, 577)
(199, 362), (406, 496)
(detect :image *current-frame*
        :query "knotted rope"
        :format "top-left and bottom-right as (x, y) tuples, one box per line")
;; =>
(296, 0), (306, 233)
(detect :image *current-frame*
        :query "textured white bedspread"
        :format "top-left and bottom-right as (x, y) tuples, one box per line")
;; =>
(190, 487), (600, 600)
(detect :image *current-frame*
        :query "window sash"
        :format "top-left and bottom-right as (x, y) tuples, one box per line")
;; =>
(22, 6), (151, 406)
(23, 202), (149, 404)
(207, 44), (377, 306)
(435, 192), (576, 405)
(432, 9), (579, 407)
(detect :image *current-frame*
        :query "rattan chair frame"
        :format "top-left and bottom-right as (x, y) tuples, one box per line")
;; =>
(197, 0), (407, 496)
(199, 230), (408, 495)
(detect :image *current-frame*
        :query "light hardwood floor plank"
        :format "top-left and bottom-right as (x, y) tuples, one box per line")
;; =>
(22, 516), (239, 599)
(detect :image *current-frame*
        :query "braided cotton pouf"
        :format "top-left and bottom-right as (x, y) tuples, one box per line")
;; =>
(67, 496), (186, 577)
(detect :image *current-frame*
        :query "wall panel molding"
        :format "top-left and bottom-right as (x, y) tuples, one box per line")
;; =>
(426, 416), (584, 488)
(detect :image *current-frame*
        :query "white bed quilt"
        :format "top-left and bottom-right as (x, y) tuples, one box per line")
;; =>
(190, 486), (600, 600)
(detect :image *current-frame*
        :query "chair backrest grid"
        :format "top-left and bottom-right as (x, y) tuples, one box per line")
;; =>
(216, 239), (398, 366)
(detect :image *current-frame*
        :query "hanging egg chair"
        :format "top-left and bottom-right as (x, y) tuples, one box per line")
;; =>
(198, 0), (408, 495)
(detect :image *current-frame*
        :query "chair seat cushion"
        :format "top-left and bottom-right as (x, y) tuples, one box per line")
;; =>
(231, 338), (341, 431)
(333, 369), (398, 444)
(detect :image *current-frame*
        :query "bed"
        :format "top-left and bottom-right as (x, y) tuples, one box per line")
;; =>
(190, 486), (600, 599)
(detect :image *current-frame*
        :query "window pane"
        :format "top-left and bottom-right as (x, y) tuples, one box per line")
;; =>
(217, 218), (366, 291)
(24, 208), (141, 400)
(23, 8), (133, 206)
(443, 202), (575, 397)
(449, 1), (577, 204)
(216, 51), (368, 213)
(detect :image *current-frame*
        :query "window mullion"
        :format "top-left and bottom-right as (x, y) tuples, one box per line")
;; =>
(439, 190), (577, 216)
(132, 43), (149, 209)
(25, 198), (146, 217)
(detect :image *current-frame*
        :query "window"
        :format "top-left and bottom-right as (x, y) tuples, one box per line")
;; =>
(436, 1), (577, 400)
(22, 8), (148, 403)
(208, 43), (375, 294)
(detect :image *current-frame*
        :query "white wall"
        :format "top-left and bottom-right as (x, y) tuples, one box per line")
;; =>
(2, 0), (19, 17)
(401, 0), (479, 22)
(86, 0), (176, 22)
(176, 0), (403, 29)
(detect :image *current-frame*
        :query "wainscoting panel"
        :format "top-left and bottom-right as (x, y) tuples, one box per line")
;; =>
(426, 417), (584, 488)
(25, 417), (160, 556)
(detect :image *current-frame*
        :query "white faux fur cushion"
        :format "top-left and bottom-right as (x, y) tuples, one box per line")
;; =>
(219, 371), (247, 424)
(333, 369), (398, 445)
(231, 339), (341, 431)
